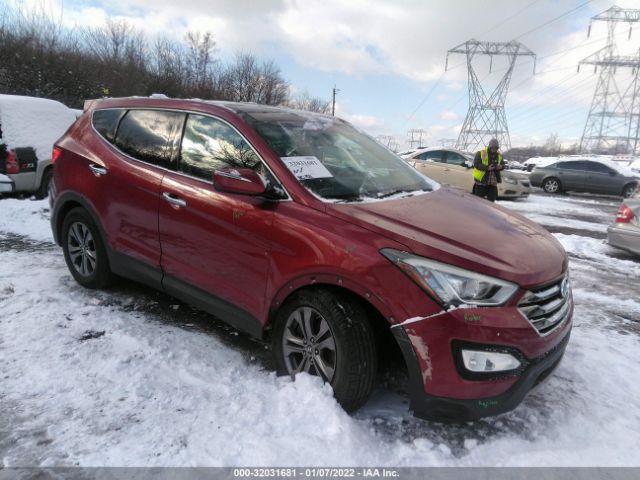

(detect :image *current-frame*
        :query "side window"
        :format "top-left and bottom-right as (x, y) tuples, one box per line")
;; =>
(114, 109), (185, 169)
(417, 151), (444, 162)
(445, 152), (467, 166)
(556, 161), (582, 170)
(180, 114), (264, 181)
(584, 161), (613, 173)
(92, 109), (126, 143)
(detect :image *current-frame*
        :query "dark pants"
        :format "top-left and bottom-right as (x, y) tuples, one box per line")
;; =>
(472, 183), (497, 202)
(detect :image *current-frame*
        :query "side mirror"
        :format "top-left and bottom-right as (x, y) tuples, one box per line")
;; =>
(213, 167), (266, 196)
(465, 161), (473, 169)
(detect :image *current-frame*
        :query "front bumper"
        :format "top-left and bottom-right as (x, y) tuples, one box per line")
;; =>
(392, 303), (572, 422)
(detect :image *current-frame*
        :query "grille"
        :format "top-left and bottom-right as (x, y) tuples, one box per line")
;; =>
(518, 276), (571, 336)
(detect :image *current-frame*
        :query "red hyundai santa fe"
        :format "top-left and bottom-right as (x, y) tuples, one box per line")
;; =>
(50, 97), (572, 421)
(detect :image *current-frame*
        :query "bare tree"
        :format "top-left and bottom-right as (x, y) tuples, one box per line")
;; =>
(287, 90), (331, 114)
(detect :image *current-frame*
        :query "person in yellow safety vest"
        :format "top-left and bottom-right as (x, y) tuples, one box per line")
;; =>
(472, 138), (504, 202)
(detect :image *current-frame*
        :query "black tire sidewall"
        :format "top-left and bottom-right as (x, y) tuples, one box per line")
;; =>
(272, 289), (377, 412)
(61, 207), (112, 289)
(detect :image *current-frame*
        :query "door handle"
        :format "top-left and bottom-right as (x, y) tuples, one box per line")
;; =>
(162, 192), (187, 208)
(89, 164), (107, 176)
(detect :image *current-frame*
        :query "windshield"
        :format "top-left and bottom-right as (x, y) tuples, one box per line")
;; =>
(241, 111), (436, 202)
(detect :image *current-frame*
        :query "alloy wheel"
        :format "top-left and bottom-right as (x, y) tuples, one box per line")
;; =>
(282, 306), (337, 382)
(67, 222), (97, 277)
(544, 179), (559, 193)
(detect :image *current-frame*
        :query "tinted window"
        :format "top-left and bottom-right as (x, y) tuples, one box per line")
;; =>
(584, 161), (614, 173)
(93, 109), (125, 143)
(446, 152), (467, 166)
(556, 161), (584, 170)
(417, 151), (444, 162)
(114, 109), (185, 169)
(180, 114), (268, 182)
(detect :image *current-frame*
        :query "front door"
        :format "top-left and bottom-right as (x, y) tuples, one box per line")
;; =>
(158, 113), (276, 328)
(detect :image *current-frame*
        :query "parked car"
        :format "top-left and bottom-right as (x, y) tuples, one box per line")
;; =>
(0, 172), (14, 195)
(0, 94), (77, 198)
(406, 147), (530, 199)
(607, 186), (640, 256)
(51, 98), (572, 421)
(529, 157), (639, 198)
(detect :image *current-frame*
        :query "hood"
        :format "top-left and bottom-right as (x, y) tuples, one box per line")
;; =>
(327, 188), (567, 289)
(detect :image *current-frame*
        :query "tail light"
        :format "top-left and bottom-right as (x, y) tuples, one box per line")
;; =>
(52, 146), (62, 165)
(616, 204), (635, 223)
(5, 150), (19, 174)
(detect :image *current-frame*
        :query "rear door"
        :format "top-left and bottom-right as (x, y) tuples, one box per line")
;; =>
(442, 150), (474, 192)
(583, 161), (622, 194)
(90, 108), (185, 286)
(158, 112), (277, 327)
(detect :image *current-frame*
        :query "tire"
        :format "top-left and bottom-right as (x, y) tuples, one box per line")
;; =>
(542, 177), (562, 194)
(272, 289), (377, 412)
(622, 183), (637, 198)
(34, 167), (52, 200)
(61, 207), (113, 289)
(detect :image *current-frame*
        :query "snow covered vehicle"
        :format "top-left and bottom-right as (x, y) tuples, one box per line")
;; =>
(0, 94), (77, 198)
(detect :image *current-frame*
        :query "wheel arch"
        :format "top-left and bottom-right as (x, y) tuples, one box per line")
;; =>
(52, 192), (107, 248)
(267, 281), (405, 372)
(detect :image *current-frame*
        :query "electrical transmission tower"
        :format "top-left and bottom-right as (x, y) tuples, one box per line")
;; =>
(579, 6), (640, 155)
(446, 40), (536, 153)
(407, 128), (426, 148)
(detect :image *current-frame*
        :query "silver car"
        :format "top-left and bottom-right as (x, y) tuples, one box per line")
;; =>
(529, 158), (639, 198)
(608, 187), (640, 256)
(407, 147), (530, 199)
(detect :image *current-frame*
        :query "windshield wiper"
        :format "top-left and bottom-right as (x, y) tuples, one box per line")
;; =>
(376, 187), (431, 199)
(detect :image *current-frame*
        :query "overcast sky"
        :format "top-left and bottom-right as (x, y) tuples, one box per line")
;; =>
(15, 0), (640, 149)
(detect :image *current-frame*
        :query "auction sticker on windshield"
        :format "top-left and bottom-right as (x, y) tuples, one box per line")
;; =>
(282, 156), (333, 180)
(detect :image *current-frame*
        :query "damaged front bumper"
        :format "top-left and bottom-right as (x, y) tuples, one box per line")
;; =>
(391, 309), (571, 422)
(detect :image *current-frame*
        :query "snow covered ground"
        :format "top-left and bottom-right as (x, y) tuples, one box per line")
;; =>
(1, 193), (639, 466)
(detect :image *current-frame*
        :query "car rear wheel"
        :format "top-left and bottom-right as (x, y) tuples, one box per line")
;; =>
(542, 177), (561, 194)
(34, 167), (52, 200)
(272, 289), (377, 412)
(62, 207), (113, 289)
(622, 183), (637, 198)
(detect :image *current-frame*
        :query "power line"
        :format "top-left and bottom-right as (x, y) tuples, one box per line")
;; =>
(474, 0), (546, 39)
(514, 0), (597, 40)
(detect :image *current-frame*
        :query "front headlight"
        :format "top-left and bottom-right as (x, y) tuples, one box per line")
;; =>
(381, 249), (518, 308)
(504, 176), (517, 185)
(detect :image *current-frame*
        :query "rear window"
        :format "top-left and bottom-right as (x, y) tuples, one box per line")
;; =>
(113, 109), (185, 170)
(92, 109), (125, 143)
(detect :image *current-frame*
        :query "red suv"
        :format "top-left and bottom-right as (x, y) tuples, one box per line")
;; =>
(50, 97), (572, 421)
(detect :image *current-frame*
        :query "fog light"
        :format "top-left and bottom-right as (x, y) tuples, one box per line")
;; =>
(461, 350), (521, 372)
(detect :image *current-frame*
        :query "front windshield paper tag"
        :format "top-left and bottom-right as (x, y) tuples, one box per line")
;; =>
(282, 156), (333, 180)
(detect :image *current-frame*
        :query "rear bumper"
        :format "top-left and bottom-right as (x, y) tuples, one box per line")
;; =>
(607, 225), (640, 256)
(392, 317), (571, 422)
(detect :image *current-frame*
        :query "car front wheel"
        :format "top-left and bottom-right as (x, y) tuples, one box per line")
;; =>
(542, 177), (561, 194)
(62, 207), (113, 288)
(622, 183), (637, 198)
(273, 289), (377, 412)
